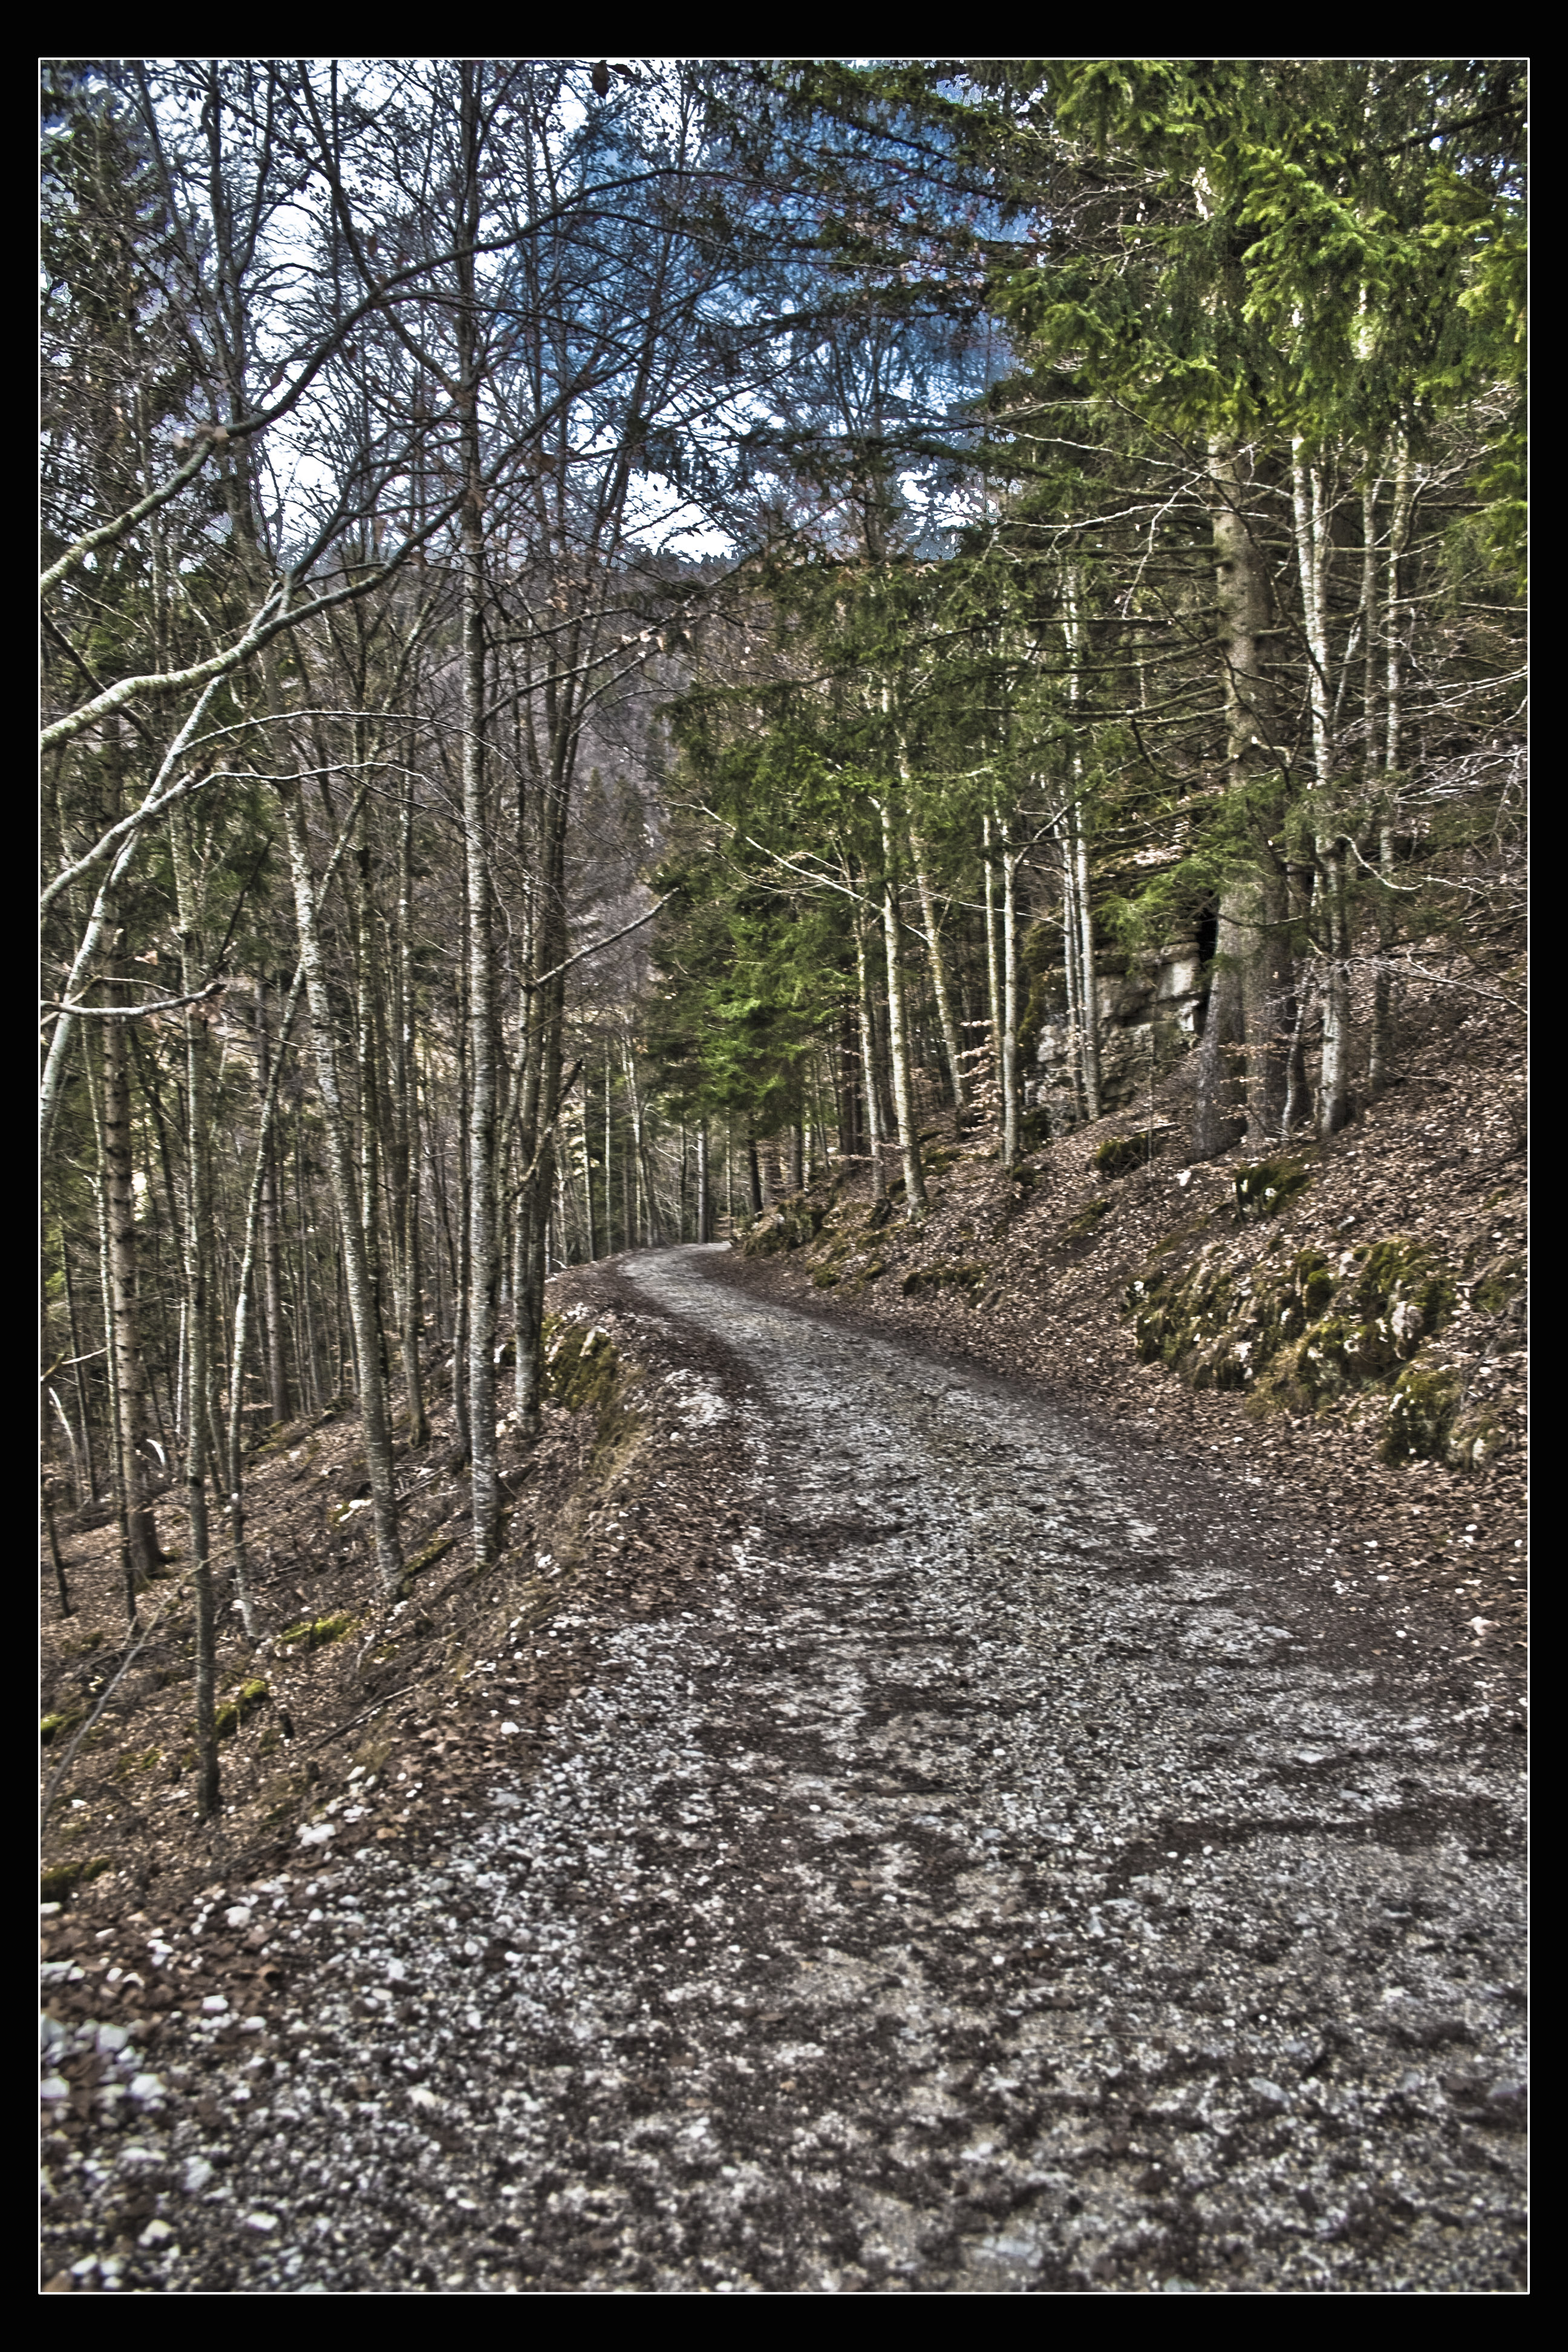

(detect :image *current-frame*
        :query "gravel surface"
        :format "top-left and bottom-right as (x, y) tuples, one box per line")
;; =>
(41, 1244), (1526, 2293)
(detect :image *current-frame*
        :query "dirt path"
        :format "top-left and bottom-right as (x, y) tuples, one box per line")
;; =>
(44, 1245), (1526, 2293)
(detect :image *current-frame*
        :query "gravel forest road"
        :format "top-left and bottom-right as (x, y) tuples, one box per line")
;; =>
(49, 1245), (1526, 2293)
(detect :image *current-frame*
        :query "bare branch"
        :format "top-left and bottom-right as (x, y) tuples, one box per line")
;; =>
(42, 976), (228, 1023)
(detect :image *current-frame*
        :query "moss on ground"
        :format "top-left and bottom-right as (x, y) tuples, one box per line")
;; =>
(276, 1611), (357, 1653)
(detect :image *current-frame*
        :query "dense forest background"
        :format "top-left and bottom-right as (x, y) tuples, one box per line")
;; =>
(41, 61), (1525, 1814)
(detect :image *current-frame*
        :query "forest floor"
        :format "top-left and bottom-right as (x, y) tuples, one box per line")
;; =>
(39, 985), (1526, 2293)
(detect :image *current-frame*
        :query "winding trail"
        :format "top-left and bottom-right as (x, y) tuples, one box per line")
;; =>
(51, 1246), (1526, 2292)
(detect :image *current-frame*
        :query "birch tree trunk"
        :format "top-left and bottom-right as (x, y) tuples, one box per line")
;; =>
(253, 976), (290, 1425)
(982, 812), (1004, 1100)
(276, 782), (403, 1592)
(1368, 439), (1411, 1099)
(102, 978), (162, 1591)
(171, 805), (218, 1818)
(999, 820), (1022, 1168)
(458, 67), (500, 1564)
(60, 1242), (99, 1506)
(877, 799), (927, 1215)
(909, 826), (967, 1126)
(1056, 823), (1086, 1127)
(1062, 569), (1102, 1125)
(87, 1031), (141, 1625)
(581, 1107), (599, 1259)
(1194, 435), (1293, 1155)
(394, 777), (428, 1447)
(855, 918), (888, 1200)
(1072, 810), (1102, 1123)
(1293, 445), (1350, 1137)
(224, 970), (307, 1644)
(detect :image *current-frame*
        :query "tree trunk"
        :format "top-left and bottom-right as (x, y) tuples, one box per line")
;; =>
(581, 1106), (599, 1259)
(90, 1053), (140, 1627)
(225, 965), (311, 1643)
(102, 978), (161, 1589)
(1194, 435), (1293, 1155)
(171, 805), (219, 1818)
(394, 780), (428, 1446)
(277, 783), (403, 1592)
(878, 800), (927, 1215)
(1062, 570), (1102, 1126)
(42, 1476), (73, 1619)
(1072, 812), (1101, 1123)
(253, 976), (290, 1424)
(60, 1242), (98, 1506)
(855, 918), (888, 1199)
(999, 822), (1022, 1167)
(1368, 439), (1411, 1099)
(457, 68), (500, 1563)
(982, 812), (1004, 1105)
(909, 826), (967, 1125)
(1292, 446), (1350, 1138)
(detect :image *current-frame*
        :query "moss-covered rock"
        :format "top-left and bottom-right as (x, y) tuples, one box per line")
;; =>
(1383, 1365), (1462, 1465)
(543, 1318), (620, 1413)
(1233, 1158), (1312, 1221)
(1446, 1405), (1507, 1473)
(41, 1855), (111, 1905)
(1128, 1231), (1462, 1452)
(1095, 1132), (1163, 1180)
(213, 1679), (270, 1740)
(1467, 1250), (1526, 1319)
(739, 1192), (828, 1256)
